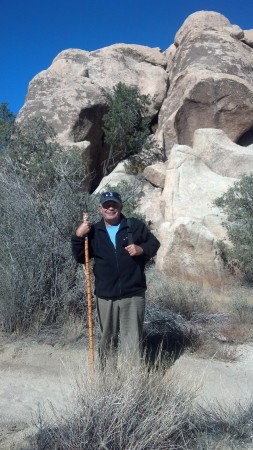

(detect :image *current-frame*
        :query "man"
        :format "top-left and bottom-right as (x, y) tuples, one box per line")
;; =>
(71, 191), (160, 364)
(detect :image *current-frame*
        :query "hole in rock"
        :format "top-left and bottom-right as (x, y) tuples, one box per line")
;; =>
(237, 127), (253, 147)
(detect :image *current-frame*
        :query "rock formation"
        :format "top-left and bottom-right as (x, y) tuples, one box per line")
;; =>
(155, 129), (253, 287)
(18, 45), (168, 188)
(159, 11), (253, 153)
(17, 10), (253, 288)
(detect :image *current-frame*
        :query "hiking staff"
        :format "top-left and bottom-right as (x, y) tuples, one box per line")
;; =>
(83, 211), (94, 371)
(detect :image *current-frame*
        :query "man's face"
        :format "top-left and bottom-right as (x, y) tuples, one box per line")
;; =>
(99, 200), (122, 225)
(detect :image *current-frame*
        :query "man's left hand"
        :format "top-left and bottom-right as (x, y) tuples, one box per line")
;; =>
(125, 244), (144, 257)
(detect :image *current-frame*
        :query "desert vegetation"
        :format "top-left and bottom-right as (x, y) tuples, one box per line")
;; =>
(1, 102), (253, 449)
(0, 115), (89, 332)
(103, 82), (165, 176)
(214, 173), (253, 283)
(24, 359), (253, 450)
(0, 114), (146, 334)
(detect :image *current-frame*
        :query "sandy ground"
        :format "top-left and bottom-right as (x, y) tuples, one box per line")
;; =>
(171, 344), (253, 407)
(0, 334), (88, 449)
(1, 333), (253, 449)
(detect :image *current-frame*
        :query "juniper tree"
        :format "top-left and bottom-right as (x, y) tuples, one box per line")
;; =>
(102, 82), (152, 175)
(214, 173), (253, 282)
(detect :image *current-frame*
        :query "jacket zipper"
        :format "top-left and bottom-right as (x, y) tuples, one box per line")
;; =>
(115, 230), (123, 297)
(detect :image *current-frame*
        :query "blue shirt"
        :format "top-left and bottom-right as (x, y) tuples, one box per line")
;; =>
(106, 224), (120, 248)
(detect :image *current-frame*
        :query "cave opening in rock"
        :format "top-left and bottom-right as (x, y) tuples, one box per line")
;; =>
(237, 127), (253, 147)
(150, 112), (158, 134)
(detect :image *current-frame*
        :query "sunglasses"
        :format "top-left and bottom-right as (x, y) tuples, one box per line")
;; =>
(101, 201), (121, 209)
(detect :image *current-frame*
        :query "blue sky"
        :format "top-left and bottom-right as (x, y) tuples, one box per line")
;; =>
(2, 0), (252, 115)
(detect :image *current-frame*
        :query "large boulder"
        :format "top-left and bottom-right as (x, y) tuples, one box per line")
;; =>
(94, 161), (136, 191)
(243, 30), (253, 48)
(18, 45), (168, 189)
(156, 129), (253, 288)
(158, 11), (253, 153)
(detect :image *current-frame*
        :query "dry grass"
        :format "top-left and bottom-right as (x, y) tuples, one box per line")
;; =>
(219, 321), (253, 345)
(145, 270), (253, 364)
(27, 359), (196, 450)
(23, 356), (253, 450)
(146, 268), (213, 321)
(229, 286), (253, 324)
(189, 401), (253, 450)
(208, 284), (253, 324)
(204, 284), (253, 346)
(194, 340), (240, 363)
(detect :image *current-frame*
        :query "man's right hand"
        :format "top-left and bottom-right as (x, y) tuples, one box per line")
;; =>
(75, 221), (91, 237)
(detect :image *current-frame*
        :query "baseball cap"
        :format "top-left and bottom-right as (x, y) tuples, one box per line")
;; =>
(100, 191), (122, 205)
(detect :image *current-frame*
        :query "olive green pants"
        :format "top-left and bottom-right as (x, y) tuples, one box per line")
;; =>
(96, 293), (145, 364)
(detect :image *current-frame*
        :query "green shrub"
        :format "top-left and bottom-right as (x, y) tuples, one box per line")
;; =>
(124, 138), (166, 174)
(102, 82), (153, 175)
(124, 158), (147, 175)
(214, 173), (253, 282)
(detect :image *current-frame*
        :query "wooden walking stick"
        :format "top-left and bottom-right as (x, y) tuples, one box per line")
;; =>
(83, 212), (94, 371)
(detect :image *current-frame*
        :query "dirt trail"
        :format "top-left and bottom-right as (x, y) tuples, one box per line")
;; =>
(1, 333), (253, 449)
(0, 334), (87, 449)
(171, 343), (253, 407)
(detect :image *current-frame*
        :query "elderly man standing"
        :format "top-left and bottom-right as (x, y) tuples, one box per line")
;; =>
(71, 191), (160, 365)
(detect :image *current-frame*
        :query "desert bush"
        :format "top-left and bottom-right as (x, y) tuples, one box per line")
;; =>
(188, 401), (253, 449)
(25, 359), (253, 450)
(124, 138), (166, 175)
(143, 269), (215, 360)
(0, 117), (96, 332)
(0, 152), (89, 332)
(28, 360), (196, 450)
(7, 117), (62, 194)
(229, 285), (253, 324)
(214, 173), (253, 282)
(143, 301), (194, 366)
(212, 285), (253, 344)
(146, 268), (212, 321)
(194, 339), (240, 362)
(124, 158), (147, 175)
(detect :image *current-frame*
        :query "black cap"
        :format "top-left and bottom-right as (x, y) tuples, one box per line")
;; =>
(100, 191), (122, 205)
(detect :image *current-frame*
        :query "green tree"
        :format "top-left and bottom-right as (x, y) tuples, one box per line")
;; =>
(214, 173), (253, 281)
(102, 82), (152, 175)
(0, 102), (15, 152)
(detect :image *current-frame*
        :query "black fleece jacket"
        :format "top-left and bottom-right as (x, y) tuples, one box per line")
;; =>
(71, 215), (160, 299)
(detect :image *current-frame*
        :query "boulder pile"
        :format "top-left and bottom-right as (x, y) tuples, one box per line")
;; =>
(18, 11), (253, 288)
